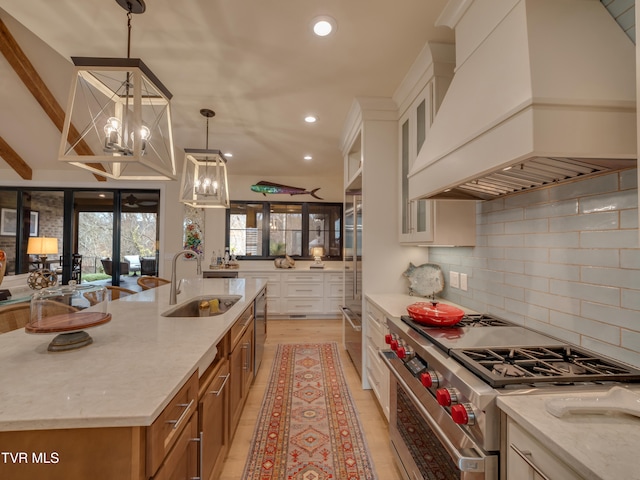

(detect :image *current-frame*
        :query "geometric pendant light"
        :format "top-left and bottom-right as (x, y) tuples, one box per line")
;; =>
(58, 0), (176, 181)
(179, 108), (230, 208)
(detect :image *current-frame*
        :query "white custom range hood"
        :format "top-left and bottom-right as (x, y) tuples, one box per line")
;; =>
(408, 0), (637, 201)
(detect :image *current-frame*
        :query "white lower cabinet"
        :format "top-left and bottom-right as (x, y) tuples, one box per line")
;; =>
(364, 301), (390, 420)
(505, 417), (582, 480)
(239, 270), (343, 317)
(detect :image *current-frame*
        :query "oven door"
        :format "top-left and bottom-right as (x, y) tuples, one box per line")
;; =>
(381, 351), (498, 480)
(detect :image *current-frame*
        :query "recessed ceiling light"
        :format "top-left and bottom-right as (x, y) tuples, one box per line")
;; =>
(312, 16), (336, 37)
(304, 115), (317, 123)
(304, 155), (313, 161)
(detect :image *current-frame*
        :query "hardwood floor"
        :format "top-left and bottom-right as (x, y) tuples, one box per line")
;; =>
(219, 318), (403, 479)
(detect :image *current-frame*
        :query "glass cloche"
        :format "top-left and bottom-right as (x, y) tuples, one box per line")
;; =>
(26, 283), (111, 351)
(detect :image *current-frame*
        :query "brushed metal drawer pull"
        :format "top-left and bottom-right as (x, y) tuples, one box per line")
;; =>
(210, 373), (230, 396)
(166, 399), (194, 430)
(242, 343), (250, 370)
(509, 443), (551, 480)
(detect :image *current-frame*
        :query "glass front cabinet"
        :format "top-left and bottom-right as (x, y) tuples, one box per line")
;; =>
(397, 43), (475, 246)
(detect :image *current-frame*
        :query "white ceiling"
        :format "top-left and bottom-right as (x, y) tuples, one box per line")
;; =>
(0, 0), (453, 182)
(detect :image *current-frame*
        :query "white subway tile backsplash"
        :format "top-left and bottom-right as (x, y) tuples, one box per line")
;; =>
(549, 212), (618, 232)
(550, 311), (620, 345)
(431, 169), (640, 367)
(581, 266), (639, 289)
(620, 209), (639, 229)
(525, 199), (578, 219)
(525, 262), (580, 281)
(524, 231), (580, 248)
(549, 248), (619, 267)
(549, 173), (618, 201)
(525, 290), (581, 315)
(549, 279), (620, 306)
(580, 229), (639, 248)
(504, 218), (549, 234)
(581, 189), (637, 213)
(504, 272), (550, 292)
(622, 289), (640, 310)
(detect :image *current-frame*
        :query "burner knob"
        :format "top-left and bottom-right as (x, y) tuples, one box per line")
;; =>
(420, 370), (439, 388)
(384, 334), (393, 345)
(390, 339), (399, 351)
(436, 388), (458, 406)
(396, 345), (406, 359)
(451, 404), (476, 426)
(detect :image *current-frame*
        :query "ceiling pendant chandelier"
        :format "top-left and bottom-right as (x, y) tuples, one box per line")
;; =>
(58, 0), (176, 180)
(179, 108), (230, 208)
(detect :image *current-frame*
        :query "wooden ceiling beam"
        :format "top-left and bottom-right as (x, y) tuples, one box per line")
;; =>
(0, 136), (32, 180)
(0, 17), (106, 181)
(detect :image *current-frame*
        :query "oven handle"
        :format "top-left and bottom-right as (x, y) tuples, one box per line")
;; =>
(380, 350), (488, 473)
(341, 307), (362, 332)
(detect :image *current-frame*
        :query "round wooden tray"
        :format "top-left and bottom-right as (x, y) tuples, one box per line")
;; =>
(25, 312), (112, 334)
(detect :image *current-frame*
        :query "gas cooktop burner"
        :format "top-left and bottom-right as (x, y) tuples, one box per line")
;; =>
(401, 314), (513, 329)
(451, 345), (640, 387)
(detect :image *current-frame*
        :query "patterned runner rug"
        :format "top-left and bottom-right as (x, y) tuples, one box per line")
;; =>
(242, 342), (378, 479)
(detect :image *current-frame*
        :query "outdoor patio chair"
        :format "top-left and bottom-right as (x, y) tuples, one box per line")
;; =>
(124, 255), (141, 276)
(101, 258), (130, 277)
(137, 276), (170, 290)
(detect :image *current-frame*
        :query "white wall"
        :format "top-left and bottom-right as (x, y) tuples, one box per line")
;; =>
(431, 169), (640, 368)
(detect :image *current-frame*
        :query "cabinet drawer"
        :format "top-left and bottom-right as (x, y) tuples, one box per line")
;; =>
(239, 273), (281, 297)
(151, 411), (198, 480)
(325, 272), (344, 283)
(327, 282), (344, 298)
(365, 341), (389, 418)
(230, 304), (254, 348)
(283, 272), (324, 283)
(323, 297), (342, 316)
(366, 304), (387, 336)
(283, 298), (324, 314)
(147, 370), (198, 478)
(507, 419), (582, 480)
(283, 282), (323, 298)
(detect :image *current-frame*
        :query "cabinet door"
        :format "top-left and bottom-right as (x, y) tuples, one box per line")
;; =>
(399, 82), (435, 244)
(229, 320), (254, 439)
(151, 412), (198, 480)
(199, 361), (230, 480)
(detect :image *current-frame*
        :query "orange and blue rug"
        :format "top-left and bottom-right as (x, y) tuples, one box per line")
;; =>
(242, 343), (378, 479)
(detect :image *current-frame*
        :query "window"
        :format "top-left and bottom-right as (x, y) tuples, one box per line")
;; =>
(227, 201), (342, 260)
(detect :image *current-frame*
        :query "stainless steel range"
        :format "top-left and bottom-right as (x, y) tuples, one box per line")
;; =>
(380, 312), (640, 480)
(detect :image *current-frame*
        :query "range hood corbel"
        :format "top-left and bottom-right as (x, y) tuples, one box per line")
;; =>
(408, 0), (637, 201)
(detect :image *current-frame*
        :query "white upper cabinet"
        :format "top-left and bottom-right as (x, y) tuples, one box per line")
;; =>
(395, 42), (476, 246)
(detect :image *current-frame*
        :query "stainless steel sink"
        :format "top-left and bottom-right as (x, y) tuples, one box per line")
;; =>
(161, 295), (242, 317)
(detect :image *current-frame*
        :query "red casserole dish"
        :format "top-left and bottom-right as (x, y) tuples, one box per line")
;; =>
(406, 302), (465, 326)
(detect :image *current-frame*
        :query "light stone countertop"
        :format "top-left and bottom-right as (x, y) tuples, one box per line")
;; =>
(0, 277), (265, 432)
(498, 391), (640, 480)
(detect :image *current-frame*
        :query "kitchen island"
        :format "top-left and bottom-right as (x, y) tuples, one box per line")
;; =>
(0, 277), (266, 479)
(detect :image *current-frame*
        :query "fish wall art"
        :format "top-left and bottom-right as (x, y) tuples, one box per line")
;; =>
(250, 181), (322, 199)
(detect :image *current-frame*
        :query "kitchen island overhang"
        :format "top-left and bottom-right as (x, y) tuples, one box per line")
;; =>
(0, 277), (266, 432)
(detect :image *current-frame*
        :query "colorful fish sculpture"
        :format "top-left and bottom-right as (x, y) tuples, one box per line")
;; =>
(250, 181), (323, 199)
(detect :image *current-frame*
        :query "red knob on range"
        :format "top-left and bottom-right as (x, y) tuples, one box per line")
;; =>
(451, 404), (469, 425)
(390, 339), (399, 351)
(436, 388), (452, 406)
(420, 372), (433, 388)
(396, 346), (406, 359)
(384, 334), (393, 344)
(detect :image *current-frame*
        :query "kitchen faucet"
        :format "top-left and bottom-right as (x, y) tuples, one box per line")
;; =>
(170, 250), (202, 305)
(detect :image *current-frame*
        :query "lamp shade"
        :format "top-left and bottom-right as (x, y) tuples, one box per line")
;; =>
(311, 247), (324, 258)
(179, 149), (230, 208)
(27, 237), (59, 256)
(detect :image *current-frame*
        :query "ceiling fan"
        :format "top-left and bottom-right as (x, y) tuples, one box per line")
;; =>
(123, 194), (158, 208)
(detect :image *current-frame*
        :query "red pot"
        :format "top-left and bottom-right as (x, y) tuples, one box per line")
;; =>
(406, 302), (465, 326)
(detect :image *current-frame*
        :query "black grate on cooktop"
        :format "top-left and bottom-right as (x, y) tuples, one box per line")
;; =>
(450, 345), (640, 387)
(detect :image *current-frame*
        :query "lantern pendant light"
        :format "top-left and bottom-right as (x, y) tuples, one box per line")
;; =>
(58, 0), (176, 180)
(179, 108), (230, 208)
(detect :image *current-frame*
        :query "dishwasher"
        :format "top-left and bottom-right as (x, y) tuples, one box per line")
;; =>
(253, 287), (267, 376)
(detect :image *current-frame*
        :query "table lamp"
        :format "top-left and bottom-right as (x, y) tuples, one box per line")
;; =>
(310, 247), (325, 269)
(27, 237), (59, 264)
(26, 237), (59, 289)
